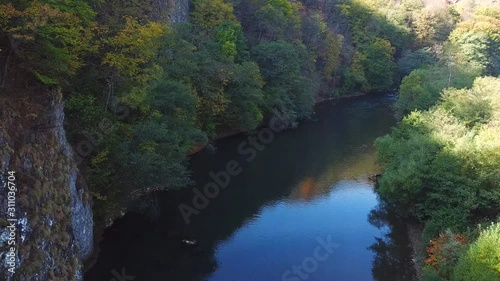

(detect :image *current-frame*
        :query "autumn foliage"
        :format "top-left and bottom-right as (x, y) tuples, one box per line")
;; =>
(425, 230), (469, 278)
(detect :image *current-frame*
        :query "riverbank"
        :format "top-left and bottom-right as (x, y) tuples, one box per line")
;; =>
(315, 92), (367, 104)
(407, 222), (425, 280)
(188, 92), (371, 156)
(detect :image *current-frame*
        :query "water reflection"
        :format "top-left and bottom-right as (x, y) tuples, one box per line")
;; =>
(86, 95), (413, 281)
(369, 202), (417, 281)
(288, 146), (379, 201)
(205, 180), (383, 281)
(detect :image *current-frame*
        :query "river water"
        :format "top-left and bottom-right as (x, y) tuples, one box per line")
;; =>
(85, 95), (416, 281)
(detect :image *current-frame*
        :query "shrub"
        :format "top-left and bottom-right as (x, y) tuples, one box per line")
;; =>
(452, 223), (500, 281)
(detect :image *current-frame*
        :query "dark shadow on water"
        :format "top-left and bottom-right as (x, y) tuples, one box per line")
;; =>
(85, 94), (414, 281)
(369, 201), (417, 281)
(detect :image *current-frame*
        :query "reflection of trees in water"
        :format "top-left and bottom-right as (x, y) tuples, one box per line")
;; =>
(368, 201), (417, 281)
(85, 191), (218, 281)
(288, 147), (380, 202)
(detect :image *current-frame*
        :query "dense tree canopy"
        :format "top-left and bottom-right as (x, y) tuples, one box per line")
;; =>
(377, 75), (500, 240)
(449, 7), (500, 75)
(375, 3), (500, 276)
(0, 0), (95, 84)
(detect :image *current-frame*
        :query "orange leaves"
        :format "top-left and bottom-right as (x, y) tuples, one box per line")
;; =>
(1, 1), (80, 41)
(0, 4), (17, 29)
(425, 231), (469, 272)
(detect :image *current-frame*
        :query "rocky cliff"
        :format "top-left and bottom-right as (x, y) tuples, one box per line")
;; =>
(0, 88), (93, 281)
(151, 0), (190, 23)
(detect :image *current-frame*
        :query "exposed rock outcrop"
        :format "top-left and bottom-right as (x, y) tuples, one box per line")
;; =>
(0, 89), (93, 281)
(148, 0), (191, 23)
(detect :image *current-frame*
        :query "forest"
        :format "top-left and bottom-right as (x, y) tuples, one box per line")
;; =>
(0, 0), (499, 280)
(372, 1), (500, 280)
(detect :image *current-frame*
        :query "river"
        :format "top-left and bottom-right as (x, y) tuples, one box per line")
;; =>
(85, 94), (416, 281)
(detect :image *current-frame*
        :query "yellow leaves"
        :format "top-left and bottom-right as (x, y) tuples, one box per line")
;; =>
(5, 1), (82, 41)
(338, 3), (351, 16)
(323, 32), (343, 79)
(192, 0), (237, 30)
(352, 51), (366, 73)
(103, 17), (168, 77)
(0, 1), (99, 84)
(138, 141), (158, 153)
(412, 10), (437, 45)
(450, 8), (500, 42)
(265, 0), (297, 18)
(90, 191), (107, 201)
(24, 2), (76, 26)
(108, 18), (167, 51)
(90, 150), (109, 169)
(0, 4), (17, 29)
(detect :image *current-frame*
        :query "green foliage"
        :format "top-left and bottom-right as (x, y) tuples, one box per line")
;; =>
(360, 38), (396, 92)
(0, 1), (95, 84)
(94, 0), (163, 30)
(336, 2), (376, 46)
(192, 0), (236, 31)
(397, 48), (436, 78)
(252, 40), (314, 120)
(214, 20), (249, 62)
(333, 0), (412, 51)
(321, 31), (343, 81)
(395, 6), (499, 115)
(64, 94), (103, 142)
(396, 63), (481, 112)
(155, 20), (265, 135)
(449, 7), (500, 76)
(255, 0), (302, 41)
(342, 51), (369, 92)
(41, 0), (96, 24)
(103, 17), (167, 78)
(412, 7), (458, 46)
(343, 38), (395, 93)
(225, 62), (265, 131)
(376, 76), (500, 251)
(181, 47), (230, 133)
(441, 88), (492, 128)
(300, 12), (343, 83)
(397, 68), (438, 111)
(117, 77), (206, 189)
(422, 266), (445, 281)
(9, 0), (499, 261)
(453, 223), (500, 281)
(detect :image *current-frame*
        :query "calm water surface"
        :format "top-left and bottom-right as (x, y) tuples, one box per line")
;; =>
(86, 95), (415, 281)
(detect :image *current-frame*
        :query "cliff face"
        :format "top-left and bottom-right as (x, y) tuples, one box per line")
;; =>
(151, 0), (190, 23)
(171, 0), (190, 23)
(0, 89), (93, 281)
